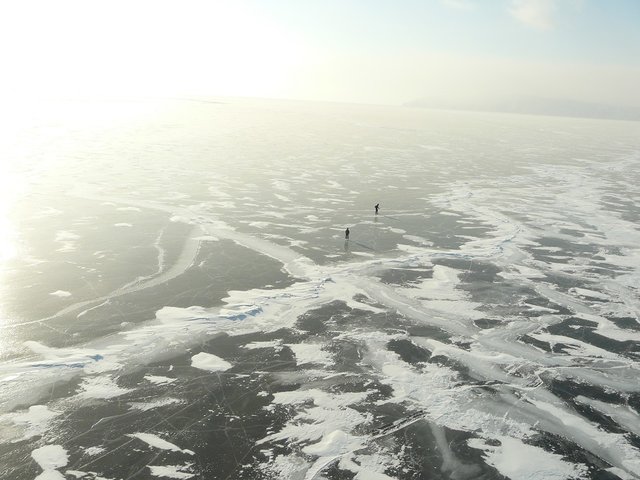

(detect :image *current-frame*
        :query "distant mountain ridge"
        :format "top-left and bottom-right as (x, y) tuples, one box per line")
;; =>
(405, 96), (640, 121)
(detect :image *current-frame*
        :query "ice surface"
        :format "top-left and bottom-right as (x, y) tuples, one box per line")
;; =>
(1, 99), (640, 479)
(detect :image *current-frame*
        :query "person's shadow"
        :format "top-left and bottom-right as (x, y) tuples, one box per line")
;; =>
(344, 239), (350, 252)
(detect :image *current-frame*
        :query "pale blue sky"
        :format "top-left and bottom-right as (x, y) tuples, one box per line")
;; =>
(246, 0), (640, 107)
(1, 0), (638, 108)
(250, 0), (640, 65)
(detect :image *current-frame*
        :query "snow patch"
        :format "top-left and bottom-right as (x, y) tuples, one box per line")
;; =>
(468, 436), (587, 480)
(1, 404), (60, 440)
(32, 444), (68, 480)
(286, 343), (333, 367)
(242, 340), (283, 351)
(148, 464), (194, 479)
(78, 376), (132, 399)
(49, 290), (71, 297)
(129, 398), (182, 412)
(144, 375), (176, 385)
(128, 433), (195, 455)
(191, 352), (232, 372)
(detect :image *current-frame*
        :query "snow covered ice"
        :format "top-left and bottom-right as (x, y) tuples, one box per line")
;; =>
(1, 98), (640, 479)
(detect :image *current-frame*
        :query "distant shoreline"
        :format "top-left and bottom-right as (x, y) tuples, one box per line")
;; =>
(404, 98), (640, 123)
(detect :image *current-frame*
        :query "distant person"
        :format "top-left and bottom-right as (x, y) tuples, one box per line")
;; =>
(345, 227), (350, 239)
(375, 203), (380, 214)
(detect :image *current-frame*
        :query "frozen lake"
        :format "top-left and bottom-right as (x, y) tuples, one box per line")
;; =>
(1, 98), (639, 479)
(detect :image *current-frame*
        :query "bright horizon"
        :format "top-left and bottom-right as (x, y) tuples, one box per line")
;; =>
(1, 0), (639, 114)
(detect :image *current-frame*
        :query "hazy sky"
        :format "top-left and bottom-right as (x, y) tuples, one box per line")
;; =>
(1, 0), (639, 107)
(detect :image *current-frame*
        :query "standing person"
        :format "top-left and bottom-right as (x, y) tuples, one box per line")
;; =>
(345, 227), (350, 239)
(374, 203), (380, 214)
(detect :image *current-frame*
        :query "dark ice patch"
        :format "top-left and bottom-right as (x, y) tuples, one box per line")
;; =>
(432, 259), (502, 284)
(628, 394), (640, 415)
(474, 319), (503, 329)
(352, 293), (387, 312)
(559, 228), (586, 238)
(407, 325), (452, 343)
(320, 463), (357, 479)
(376, 266), (433, 286)
(519, 334), (552, 352)
(527, 431), (627, 480)
(600, 194), (640, 224)
(387, 339), (432, 364)
(327, 339), (365, 372)
(547, 317), (640, 357)
(536, 236), (599, 255)
(419, 212), (494, 251)
(607, 317), (640, 331)
(332, 378), (394, 404)
(296, 309), (330, 334)
(428, 355), (474, 383)
(429, 259), (536, 312)
(522, 296), (571, 316)
(398, 423), (506, 480)
(548, 377), (624, 405)
(575, 403), (634, 437)
(584, 266), (629, 277)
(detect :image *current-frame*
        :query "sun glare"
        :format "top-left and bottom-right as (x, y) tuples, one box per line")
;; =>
(0, 164), (19, 264)
(0, 0), (306, 100)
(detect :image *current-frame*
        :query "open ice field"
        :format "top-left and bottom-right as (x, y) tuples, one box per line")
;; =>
(1, 98), (640, 479)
